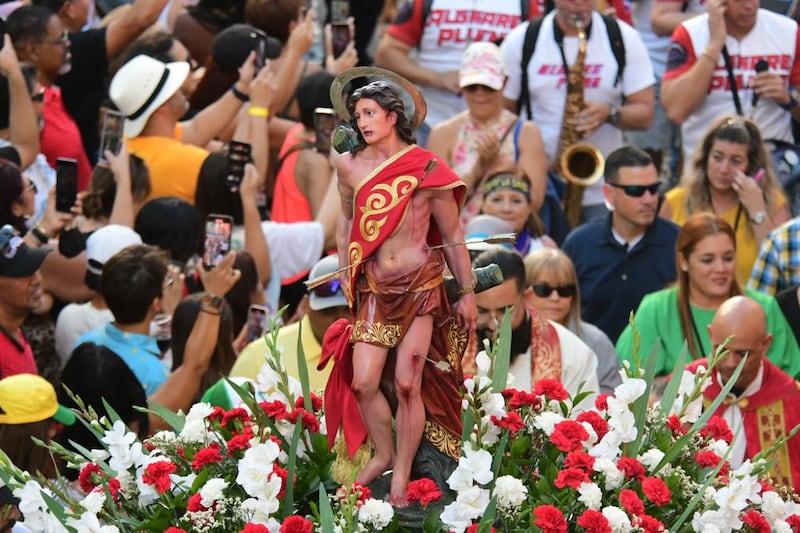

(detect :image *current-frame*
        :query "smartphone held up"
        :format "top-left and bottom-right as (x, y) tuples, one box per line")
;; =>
(55, 157), (78, 213)
(99, 107), (124, 163)
(203, 214), (233, 270)
(313, 107), (335, 154)
(331, 22), (350, 59)
(226, 141), (252, 189)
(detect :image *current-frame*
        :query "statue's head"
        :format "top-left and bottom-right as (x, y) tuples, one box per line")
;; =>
(346, 81), (416, 154)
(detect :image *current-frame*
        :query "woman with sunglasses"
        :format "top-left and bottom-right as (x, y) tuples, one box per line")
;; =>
(480, 170), (556, 256)
(616, 213), (800, 379)
(524, 248), (622, 394)
(427, 42), (547, 229)
(659, 115), (790, 286)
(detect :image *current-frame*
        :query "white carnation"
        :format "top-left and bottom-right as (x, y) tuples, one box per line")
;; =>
(578, 482), (602, 510)
(493, 476), (527, 511)
(532, 411), (564, 436)
(593, 457), (624, 490)
(602, 505), (631, 533)
(638, 449), (665, 471)
(357, 498), (394, 530)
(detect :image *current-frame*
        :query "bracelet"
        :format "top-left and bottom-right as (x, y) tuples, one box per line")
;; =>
(31, 227), (49, 245)
(248, 106), (269, 118)
(231, 85), (249, 102)
(700, 52), (718, 66)
(455, 274), (478, 297)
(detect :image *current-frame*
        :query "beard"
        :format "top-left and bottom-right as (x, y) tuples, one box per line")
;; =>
(476, 312), (531, 363)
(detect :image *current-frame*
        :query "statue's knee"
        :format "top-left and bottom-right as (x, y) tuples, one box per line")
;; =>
(351, 379), (379, 400)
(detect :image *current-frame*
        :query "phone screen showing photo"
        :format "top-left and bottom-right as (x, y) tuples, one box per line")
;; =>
(331, 23), (350, 58)
(246, 304), (270, 343)
(99, 107), (124, 162)
(313, 107), (335, 154)
(203, 215), (233, 270)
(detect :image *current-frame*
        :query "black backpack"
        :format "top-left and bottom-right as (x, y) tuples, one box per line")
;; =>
(517, 15), (626, 119)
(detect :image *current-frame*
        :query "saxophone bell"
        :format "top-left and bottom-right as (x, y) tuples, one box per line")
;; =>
(560, 143), (605, 188)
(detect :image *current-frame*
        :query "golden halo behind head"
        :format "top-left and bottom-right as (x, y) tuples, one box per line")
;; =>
(330, 67), (427, 130)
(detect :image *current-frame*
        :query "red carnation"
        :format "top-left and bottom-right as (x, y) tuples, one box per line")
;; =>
(534, 379), (568, 401)
(164, 528), (188, 533)
(228, 432), (253, 455)
(222, 407), (251, 427)
(294, 394), (323, 412)
(279, 516), (313, 533)
(241, 523), (271, 533)
(406, 478), (442, 506)
(270, 466), (289, 499)
(564, 451), (595, 473)
(466, 525), (495, 533)
(595, 393), (611, 411)
(507, 389), (541, 411)
(577, 509), (611, 533)
(618, 489), (644, 516)
(491, 412), (524, 433)
(742, 511), (770, 533)
(694, 450), (722, 468)
(260, 400), (289, 419)
(300, 409), (320, 433)
(191, 443), (224, 470)
(533, 505), (568, 533)
(78, 463), (102, 493)
(187, 493), (206, 512)
(641, 477), (671, 505)
(106, 478), (122, 501)
(667, 415), (686, 436)
(785, 514), (800, 529)
(554, 467), (590, 489)
(617, 457), (646, 481)
(207, 406), (226, 422)
(550, 420), (589, 452)
(576, 410), (609, 440)
(634, 514), (665, 533)
(700, 416), (733, 444)
(142, 460), (176, 494)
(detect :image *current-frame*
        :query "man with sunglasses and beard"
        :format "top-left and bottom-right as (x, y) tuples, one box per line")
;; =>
(563, 146), (679, 343)
(466, 247), (599, 408)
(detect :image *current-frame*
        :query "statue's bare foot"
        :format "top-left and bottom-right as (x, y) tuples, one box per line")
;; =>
(389, 476), (409, 507)
(355, 456), (393, 487)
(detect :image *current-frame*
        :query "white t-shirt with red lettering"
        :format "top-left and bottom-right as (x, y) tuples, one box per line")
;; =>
(664, 9), (800, 168)
(501, 11), (654, 206)
(387, 0), (540, 127)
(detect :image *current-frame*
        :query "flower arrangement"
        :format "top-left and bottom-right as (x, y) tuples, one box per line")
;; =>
(1, 319), (798, 532)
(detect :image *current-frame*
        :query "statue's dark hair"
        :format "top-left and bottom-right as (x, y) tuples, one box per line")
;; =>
(346, 81), (415, 156)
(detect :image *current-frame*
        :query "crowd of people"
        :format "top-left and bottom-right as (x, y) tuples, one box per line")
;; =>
(1, 0), (800, 522)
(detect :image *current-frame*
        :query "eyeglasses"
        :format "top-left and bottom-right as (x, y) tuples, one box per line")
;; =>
(40, 30), (69, 47)
(463, 84), (497, 93)
(532, 283), (577, 298)
(0, 225), (23, 259)
(24, 180), (36, 194)
(30, 87), (46, 103)
(310, 278), (342, 298)
(607, 182), (662, 198)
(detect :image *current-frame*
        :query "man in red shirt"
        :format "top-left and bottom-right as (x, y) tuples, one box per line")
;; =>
(0, 225), (50, 378)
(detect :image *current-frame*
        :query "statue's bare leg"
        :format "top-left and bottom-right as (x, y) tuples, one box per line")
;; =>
(390, 315), (432, 507)
(352, 343), (394, 486)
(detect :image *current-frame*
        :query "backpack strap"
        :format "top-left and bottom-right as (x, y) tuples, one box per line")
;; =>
(422, 0), (433, 23)
(601, 14), (626, 88)
(518, 17), (544, 120)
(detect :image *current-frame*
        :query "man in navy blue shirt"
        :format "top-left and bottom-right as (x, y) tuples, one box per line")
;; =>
(563, 146), (679, 343)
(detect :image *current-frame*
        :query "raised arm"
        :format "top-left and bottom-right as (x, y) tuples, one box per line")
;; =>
(240, 164), (271, 286)
(106, 142), (134, 228)
(105, 0), (171, 59)
(651, 0), (697, 37)
(0, 35), (39, 169)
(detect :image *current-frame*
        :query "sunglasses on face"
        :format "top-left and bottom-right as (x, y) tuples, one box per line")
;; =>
(532, 283), (576, 298)
(310, 278), (342, 298)
(607, 182), (662, 198)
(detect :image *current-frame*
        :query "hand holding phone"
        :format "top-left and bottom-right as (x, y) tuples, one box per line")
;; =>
(203, 214), (234, 270)
(246, 304), (270, 343)
(55, 157), (78, 213)
(330, 22), (351, 59)
(99, 107), (124, 163)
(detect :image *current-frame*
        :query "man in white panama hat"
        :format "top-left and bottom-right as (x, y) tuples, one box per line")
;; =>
(109, 53), (274, 204)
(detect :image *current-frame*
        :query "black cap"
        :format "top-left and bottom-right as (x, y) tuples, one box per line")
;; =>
(212, 24), (282, 73)
(0, 225), (50, 278)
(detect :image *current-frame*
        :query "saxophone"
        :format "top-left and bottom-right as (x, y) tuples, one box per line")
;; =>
(556, 15), (605, 229)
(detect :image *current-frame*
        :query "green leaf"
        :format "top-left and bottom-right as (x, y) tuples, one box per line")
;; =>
(491, 308), (514, 390)
(628, 339), (659, 456)
(296, 319), (313, 413)
(141, 401), (185, 432)
(477, 496), (498, 532)
(658, 341), (690, 418)
(282, 420), (303, 518)
(318, 484), (335, 533)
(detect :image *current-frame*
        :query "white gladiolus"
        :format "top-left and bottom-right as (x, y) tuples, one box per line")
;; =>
(66, 511), (120, 533)
(199, 478), (229, 508)
(613, 378), (647, 404)
(638, 449), (665, 471)
(236, 441), (282, 503)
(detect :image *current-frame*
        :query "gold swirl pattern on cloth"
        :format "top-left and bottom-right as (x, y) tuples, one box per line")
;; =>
(424, 420), (461, 460)
(351, 320), (404, 347)
(756, 402), (793, 487)
(446, 317), (468, 370)
(348, 242), (363, 271)
(358, 175), (418, 242)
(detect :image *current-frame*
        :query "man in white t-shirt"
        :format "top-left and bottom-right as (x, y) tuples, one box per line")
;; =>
(662, 0), (800, 170)
(374, 0), (539, 145)
(500, 0), (655, 223)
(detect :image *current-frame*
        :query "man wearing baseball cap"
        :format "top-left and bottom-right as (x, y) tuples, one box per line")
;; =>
(0, 225), (50, 378)
(0, 373), (75, 426)
(230, 255), (350, 391)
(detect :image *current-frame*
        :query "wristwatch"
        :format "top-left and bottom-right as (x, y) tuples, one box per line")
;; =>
(751, 210), (768, 225)
(200, 293), (224, 312)
(607, 104), (621, 126)
(780, 89), (799, 111)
